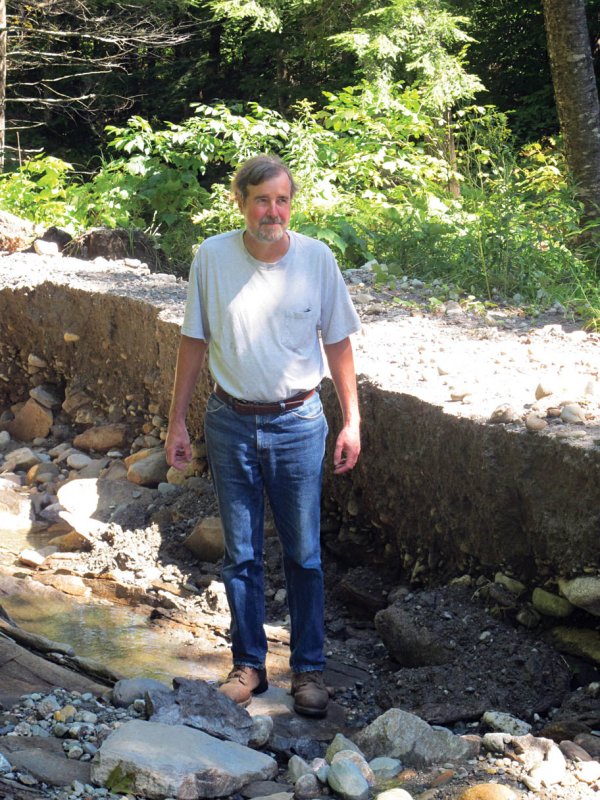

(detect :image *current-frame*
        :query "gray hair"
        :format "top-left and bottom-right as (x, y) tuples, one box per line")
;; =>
(232, 155), (297, 202)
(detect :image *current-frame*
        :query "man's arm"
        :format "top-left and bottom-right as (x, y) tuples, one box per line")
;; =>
(165, 335), (208, 470)
(323, 336), (361, 475)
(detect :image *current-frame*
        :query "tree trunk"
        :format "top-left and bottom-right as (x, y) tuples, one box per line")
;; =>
(542, 0), (600, 222)
(0, 0), (6, 172)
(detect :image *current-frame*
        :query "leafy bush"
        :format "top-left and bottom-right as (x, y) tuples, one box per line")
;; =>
(1, 86), (598, 326)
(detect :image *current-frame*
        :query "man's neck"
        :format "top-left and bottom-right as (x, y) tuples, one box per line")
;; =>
(243, 230), (290, 263)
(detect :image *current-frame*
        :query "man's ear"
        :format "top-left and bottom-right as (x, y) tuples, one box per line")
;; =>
(235, 192), (245, 213)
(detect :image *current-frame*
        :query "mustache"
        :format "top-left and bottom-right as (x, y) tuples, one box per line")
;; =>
(261, 218), (284, 225)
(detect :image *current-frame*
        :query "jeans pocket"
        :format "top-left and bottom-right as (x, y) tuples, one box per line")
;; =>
(206, 393), (228, 415)
(282, 309), (317, 353)
(291, 395), (324, 420)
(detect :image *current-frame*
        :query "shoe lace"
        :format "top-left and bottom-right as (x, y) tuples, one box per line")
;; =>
(226, 666), (253, 686)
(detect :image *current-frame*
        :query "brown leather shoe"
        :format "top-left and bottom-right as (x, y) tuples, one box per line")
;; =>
(218, 666), (268, 707)
(291, 671), (329, 718)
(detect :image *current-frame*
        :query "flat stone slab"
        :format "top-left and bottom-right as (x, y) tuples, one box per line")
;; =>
(0, 736), (91, 786)
(91, 719), (278, 799)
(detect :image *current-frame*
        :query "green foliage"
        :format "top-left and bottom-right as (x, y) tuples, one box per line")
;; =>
(2, 83), (599, 326)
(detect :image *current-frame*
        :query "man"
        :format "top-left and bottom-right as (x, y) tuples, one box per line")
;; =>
(165, 155), (361, 718)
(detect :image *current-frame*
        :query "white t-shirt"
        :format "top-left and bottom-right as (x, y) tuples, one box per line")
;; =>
(181, 229), (361, 402)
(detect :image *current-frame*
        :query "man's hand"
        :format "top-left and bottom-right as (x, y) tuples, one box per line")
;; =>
(333, 423), (361, 475)
(165, 421), (193, 471)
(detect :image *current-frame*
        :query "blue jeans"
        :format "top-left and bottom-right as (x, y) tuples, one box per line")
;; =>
(204, 391), (328, 673)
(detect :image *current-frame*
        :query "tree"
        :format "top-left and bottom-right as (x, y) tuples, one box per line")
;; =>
(542, 0), (600, 222)
(1, 0), (195, 169)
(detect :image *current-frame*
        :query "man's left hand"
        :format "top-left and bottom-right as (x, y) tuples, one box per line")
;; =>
(333, 424), (361, 474)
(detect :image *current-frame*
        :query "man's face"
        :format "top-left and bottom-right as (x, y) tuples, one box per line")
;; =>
(238, 172), (293, 245)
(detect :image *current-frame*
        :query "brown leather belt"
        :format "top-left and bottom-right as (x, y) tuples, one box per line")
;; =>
(215, 384), (315, 415)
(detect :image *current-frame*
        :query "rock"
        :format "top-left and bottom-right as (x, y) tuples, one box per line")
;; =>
(57, 478), (101, 518)
(481, 711), (531, 736)
(91, 719), (277, 799)
(488, 404), (519, 424)
(326, 733), (364, 762)
(287, 755), (312, 781)
(2, 446), (42, 472)
(66, 452), (93, 470)
(112, 677), (171, 707)
(368, 756), (402, 779)
(294, 773), (321, 799)
(375, 791), (413, 800)
(374, 604), (451, 666)
(29, 385), (63, 410)
(6, 398), (53, 441)
(0, 479), (34, 532)
(26, 461), (60, 485)
(148, 677), (255, 746)
(560, 403), (586, 424)
(18, 548), (46, 568)
(248, 715), (273, 748)
(574, 733), (600, 759)
(184, 516), (225, 562)
(35, 573), (90, 596)
(525, 413), (547, 431)
(241, 781), (293, 799)
(354, 708), (472, 766)
(557, 576), (600, 616)
(574, 760), (600, 783)
(0, 430), (10, 451)
(0, 737), (91, 787)
(457, 786), (518, 800)
(327, 760), (369, 800)
(126, 448), (169, 487)
(531, 587), (574, 618)
(331, 750), (375, 786)
(558, 740), (593, 762)
(494, 573), (526, 597)
(73, 424), (128, 452)
(546, 627), (600, 665)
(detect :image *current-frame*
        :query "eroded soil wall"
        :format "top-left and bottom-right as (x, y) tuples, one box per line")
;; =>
(1, 266), (599, 584)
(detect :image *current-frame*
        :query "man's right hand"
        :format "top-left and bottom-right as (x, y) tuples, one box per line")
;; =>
(165, 422), (192, 470)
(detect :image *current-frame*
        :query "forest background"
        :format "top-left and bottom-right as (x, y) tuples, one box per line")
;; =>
(1, 0), (600, 327)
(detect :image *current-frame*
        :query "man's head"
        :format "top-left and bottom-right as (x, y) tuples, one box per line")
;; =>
(233, 155), (296, 246)
(232, 155), (297, 204)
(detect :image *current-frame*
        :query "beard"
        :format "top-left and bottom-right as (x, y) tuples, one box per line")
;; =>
(249, 218), (287, 243)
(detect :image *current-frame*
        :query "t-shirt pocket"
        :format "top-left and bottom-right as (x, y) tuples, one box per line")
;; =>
(282, 308), (317, 353)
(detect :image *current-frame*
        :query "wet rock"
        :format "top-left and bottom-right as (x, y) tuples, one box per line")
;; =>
(184, 516), (225, 562)
(91, 719), (278, 799)
(354, 708), (472, 766)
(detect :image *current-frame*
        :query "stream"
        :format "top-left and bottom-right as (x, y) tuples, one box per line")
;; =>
(0, 526), (218, 684)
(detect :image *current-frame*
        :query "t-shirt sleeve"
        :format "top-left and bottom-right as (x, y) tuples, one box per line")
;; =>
(181, 249), (208, 340)
(319, 249), (361, 345)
